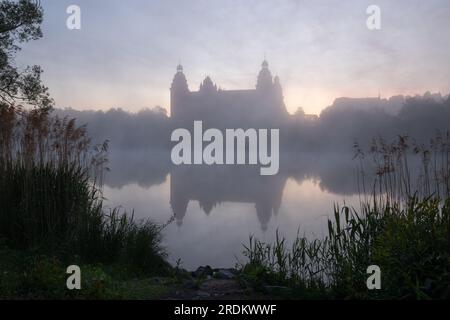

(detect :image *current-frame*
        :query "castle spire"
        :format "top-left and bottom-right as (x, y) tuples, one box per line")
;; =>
(199, 76), (217, 93)
(170, 63), (189, 118)
(273, 75), (282, 95)
(171, 63), (189, 93)
(256, 60), (273, 91)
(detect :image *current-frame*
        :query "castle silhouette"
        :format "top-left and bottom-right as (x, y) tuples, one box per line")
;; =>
(170, 60), (289, 127)
(168, 60), (290, 230)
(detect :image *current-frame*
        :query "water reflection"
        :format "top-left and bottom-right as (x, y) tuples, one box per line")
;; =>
(170, 165), (286, 231)
(104, 151), (366, 231)
(102, 151), (377, 268)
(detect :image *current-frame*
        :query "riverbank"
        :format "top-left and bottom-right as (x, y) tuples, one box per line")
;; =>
(0, 248), (254, 299)
(3, 190), (449, 301)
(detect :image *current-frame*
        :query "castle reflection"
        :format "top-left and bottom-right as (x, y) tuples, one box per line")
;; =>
(104, 151), (373, 232)
(170, 165), (286, 231)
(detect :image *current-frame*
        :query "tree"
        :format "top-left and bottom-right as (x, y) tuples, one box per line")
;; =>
(0, 0), (52, 112)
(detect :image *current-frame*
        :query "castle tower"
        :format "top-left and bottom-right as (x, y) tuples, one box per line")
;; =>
(274, 76), (282, 94)
(170, 64), (189, 118)
(256, 60), (273, 91)
(199, 76), (217, 93)
(273, 75), (285, 105)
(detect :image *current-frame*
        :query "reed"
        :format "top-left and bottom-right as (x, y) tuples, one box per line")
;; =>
(240, 133), (450, 299)
(0, 106), (170, 276)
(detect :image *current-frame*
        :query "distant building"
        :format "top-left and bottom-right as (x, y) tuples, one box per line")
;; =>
(328, 96), (406, 116)
(170, 61), (289, 127)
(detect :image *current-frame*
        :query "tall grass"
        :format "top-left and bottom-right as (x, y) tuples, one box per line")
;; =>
(240, 134), (450, 299)
(354, 132), (450, 207)
(0, 105), (171, 276)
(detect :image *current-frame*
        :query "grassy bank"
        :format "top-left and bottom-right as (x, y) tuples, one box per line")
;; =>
(239, 135), (450, 300)
(239, 197), (450, 299)
(0, 108), (173, 299)
(0, 245), (174, 299)
(0, 163), (171, 274)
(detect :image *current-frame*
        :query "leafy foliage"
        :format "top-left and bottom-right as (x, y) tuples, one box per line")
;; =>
(0, 0), (52, 111)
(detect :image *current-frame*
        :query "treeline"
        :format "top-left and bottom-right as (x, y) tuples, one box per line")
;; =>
(57, 94), (450, 153)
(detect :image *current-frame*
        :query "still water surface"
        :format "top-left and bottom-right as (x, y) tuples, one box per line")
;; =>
(103, 151), (364, 270)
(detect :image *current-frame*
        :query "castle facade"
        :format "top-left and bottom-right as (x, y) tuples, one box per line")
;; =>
(170, 61), (289, 128)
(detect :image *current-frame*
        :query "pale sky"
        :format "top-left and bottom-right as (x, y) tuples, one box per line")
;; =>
(17, 0), (450, 115)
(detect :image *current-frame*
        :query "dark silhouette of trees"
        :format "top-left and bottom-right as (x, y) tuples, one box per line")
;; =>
(0, 0), (52, 112)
